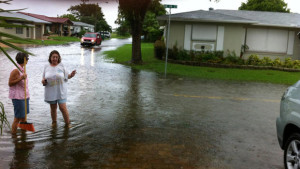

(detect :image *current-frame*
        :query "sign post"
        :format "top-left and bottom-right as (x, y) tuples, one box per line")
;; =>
(163, 4), (177, 78)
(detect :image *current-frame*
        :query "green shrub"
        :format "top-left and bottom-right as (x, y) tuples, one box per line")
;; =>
(154, 40), (165, 60)
(43, 29), (50, 36)
(260, 57), (273, 66)
(193, 51), (203, 62)
(246, 54), (261, 65)
(78, 30), (86, 38)
(177, 50), (190, 61)
(284, 58), (294, 68)
(273, 58), (282, 67)
(224, 51), (243, 65)
(293, 60), (300, 69)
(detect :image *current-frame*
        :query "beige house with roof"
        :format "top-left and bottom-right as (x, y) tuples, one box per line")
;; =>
(157, 9), (300, 60)
(0, 12), (50, 40)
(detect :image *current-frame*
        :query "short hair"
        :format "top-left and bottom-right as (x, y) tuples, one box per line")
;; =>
(48, 50), (61, 64)
(15, 52), (29, 64)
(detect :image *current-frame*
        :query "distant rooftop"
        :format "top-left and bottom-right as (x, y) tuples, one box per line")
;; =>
(0, 12), (50, 24)
(18, 12), (73, 25)
(72, 21), (94, 28)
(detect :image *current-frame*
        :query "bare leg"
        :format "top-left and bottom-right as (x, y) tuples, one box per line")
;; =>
(50, 104), (58, 125)
(58, 103), (70, 124)
(11, 117), (24, 134)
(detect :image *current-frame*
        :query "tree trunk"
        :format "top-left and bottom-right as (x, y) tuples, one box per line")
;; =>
(131, 20), (143, 64)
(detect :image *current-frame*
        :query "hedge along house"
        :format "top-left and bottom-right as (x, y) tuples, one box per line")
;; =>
(18, 12), (73, 36)
(0, 12), (50, 40)
(157, 9), (300, 60)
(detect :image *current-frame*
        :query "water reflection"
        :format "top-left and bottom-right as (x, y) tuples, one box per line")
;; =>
(80, 47), (101, 67)
(44, 126), (70, 168)
(80, 48), (84, 66)
(91, 48), (94, 67)
(10, 132), (35, 169)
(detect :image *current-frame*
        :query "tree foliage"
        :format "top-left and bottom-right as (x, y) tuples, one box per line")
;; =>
(142, 0), (166, 42)
(58, 14), (79, 21)
(115, 7), (130, 36)
(68, 2), (111, 32)
(239, 0), (290, 12)
(116, 0), (165, 41)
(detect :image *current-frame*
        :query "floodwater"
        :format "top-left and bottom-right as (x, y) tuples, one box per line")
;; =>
(0, 38), (288, 169)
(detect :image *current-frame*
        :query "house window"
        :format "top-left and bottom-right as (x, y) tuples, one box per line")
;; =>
(16, 27), (23, 34)
(246, 28), (288, 53)
(192, 24), (217, 41)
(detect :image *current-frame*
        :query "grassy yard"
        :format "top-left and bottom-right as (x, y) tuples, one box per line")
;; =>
(104, 43), (300, 85)
(110, 32), (131, 39)
(6, 36), (80, 45)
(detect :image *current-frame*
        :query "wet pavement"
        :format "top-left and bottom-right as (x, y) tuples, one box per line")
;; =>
(0, 38), (287, 169)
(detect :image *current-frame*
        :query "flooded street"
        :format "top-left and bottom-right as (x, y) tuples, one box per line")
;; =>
(0, 38), (287, 169)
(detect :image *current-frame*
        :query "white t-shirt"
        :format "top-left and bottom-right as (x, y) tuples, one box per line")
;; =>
(43, 63), (69, 101)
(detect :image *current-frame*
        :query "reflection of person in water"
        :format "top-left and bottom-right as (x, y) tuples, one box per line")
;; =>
(44, 126), (70, 167)
(10, 131), (34, 168)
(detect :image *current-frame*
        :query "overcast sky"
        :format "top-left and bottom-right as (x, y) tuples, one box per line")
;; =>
(3, 0), (300, 29)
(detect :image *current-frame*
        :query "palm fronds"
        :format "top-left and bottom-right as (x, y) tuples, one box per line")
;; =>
(0, 102), (10, 135)
(0, 0), (34, 134)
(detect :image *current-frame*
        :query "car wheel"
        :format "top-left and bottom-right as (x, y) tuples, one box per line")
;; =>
(284, 133), (300, 169)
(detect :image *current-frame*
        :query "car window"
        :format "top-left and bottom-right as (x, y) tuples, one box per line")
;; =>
(83, 34), (96, 38)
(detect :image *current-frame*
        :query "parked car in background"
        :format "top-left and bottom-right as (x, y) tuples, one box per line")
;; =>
(276, 80), (300, 169)
(103, 31), (111, 38)
(80, 32), (102, 46)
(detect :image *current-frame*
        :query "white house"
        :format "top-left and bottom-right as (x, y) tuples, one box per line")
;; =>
(0, 12), (50, 39)
(70, 21), (94, 36)
(157, 9), (300, 60)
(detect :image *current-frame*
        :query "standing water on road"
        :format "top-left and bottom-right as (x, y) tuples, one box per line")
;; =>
(0, 38), (288, 168)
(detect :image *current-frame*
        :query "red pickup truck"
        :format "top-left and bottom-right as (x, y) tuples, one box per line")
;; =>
(80, 32), (102, 46)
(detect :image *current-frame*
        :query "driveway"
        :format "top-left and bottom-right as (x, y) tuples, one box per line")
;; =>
(0, 38), (287, 169)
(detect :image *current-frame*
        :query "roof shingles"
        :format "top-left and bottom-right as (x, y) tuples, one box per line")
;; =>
(157, 9), (300, 28)
(19, 12), (72, 24)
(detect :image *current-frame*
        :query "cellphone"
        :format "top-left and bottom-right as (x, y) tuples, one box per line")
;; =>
(43, 79), (47, 86)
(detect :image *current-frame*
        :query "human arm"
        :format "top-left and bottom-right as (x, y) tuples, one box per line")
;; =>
(68, 70), (76, 79)
(8, 69), (27, 87)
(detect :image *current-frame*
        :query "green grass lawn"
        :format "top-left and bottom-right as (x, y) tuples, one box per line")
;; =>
(6, 36), (79, 45)
(104, 43), (300, 85)
(111, 33), (131, 39)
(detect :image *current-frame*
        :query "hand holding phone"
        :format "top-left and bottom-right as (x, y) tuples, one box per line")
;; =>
(42, 79), (47, 86)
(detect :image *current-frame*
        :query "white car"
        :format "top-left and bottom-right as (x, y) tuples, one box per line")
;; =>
(103, 31), (111, 38)
(277, 80), (300, 169)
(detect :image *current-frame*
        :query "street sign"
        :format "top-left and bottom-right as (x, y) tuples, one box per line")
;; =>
(164, 4), (177, 8)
